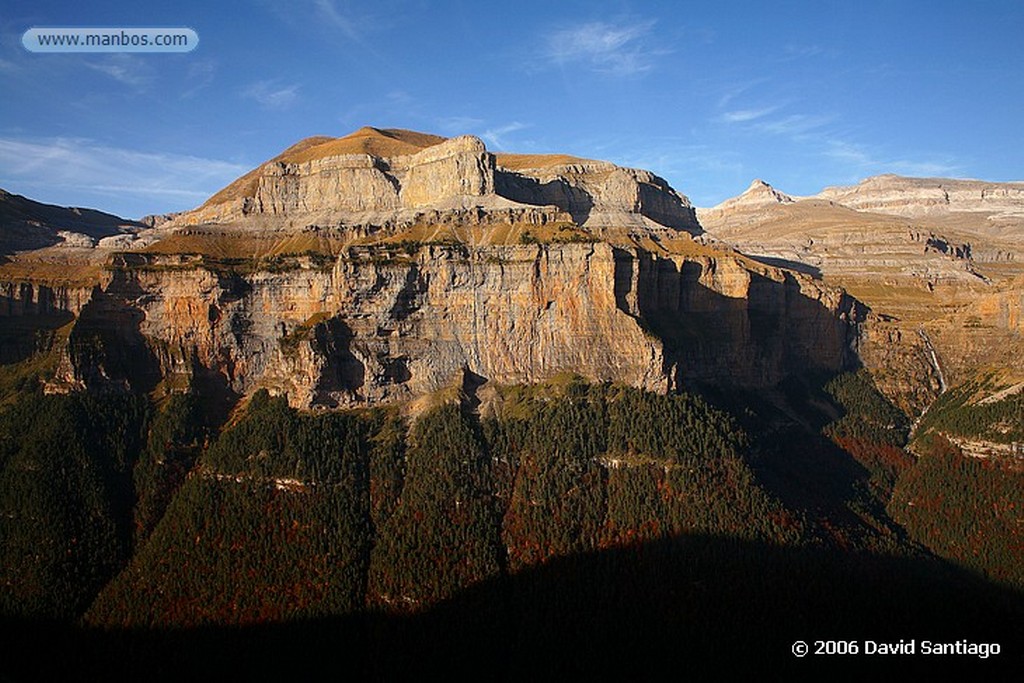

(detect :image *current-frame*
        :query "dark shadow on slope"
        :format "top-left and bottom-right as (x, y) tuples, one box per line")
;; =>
(2, 533), (1021, 681)
(610, 247), (903, 541)
(612, 248), (865, 391)
(460, 367), (488, 413)
(388, 262), (428, 321)
(0, 188), (143, 254)
(494, 169), (595, 226)
(742, 253), (823, 279)
(696, 369), (914, 548)
(189, 357), (242, 429)
(67, 286), (161, 394)
(0, 311), (73, 365)
(0, 283), (80, 365)
(635, 175), (704, 234)
(310, 317), (366, 404)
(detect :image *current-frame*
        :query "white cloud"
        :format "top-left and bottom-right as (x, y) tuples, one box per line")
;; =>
(722, 106), (781, 123)
(0, 136), (250, 216)
(241, 80), (300, 109)
(825, 140), (959, 177)
(436, 116), (485, 135)
(313, 0), (361, 40)
(85, 54), (154, 88)
(756, 113), (833, 137)
(543, 19), (663, 76)
(481, 122), (528, 150)
(182, 60), (217, 98)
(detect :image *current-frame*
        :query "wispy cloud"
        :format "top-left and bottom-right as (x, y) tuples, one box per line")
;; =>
(182, 60), (216, 99)
(715, 93), (826, 136)
(0, 136), (250, 216)
(481, 122), (528, 150)
(722, 106), (782, 123)
(313, 0), (361, 40)
(716, 79), (771, 109)
(543, 19), (663, 76)
(825, 140), (872, 165)
(241, 80), (300, 110)
(782, 44), (826, 60)
(756, 113), (833, 138)
(436, 116), (485, 135)
(825, 140), (960, 178)
(714, 89), (961, 188)
(260, 0), (377, 48)
(85, 55), (154, 89)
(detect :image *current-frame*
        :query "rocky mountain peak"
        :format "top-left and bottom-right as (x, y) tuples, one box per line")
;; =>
(698, 179), (794, 219)
(168, 126), (701, 236)
(743, 179), (794, 204)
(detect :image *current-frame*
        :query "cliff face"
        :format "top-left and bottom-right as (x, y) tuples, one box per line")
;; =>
(15, 243), (856, 407)
(178, 135), (495, 225)
(0, 281), (96, 317)
(495, 160), (699, 233)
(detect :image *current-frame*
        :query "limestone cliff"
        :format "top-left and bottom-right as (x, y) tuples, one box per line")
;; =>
(5, 242), (857, 408)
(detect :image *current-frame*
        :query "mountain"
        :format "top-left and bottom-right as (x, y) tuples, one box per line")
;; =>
(2, 128), (1023, 678)
(0, 188), (144, 254)
(700, 173), (1024, 411)
(173, 126), (700, 236)
(1, 127), (858, 408)
(818, 174), (1024, 234)
(700, 178), (795, 217)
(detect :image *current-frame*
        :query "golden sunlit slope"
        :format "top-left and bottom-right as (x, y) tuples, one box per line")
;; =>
(495, 153), (591, 171)
(286, 127), (446, 162)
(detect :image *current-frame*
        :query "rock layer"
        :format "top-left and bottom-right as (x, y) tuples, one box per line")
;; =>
(817, 174), (1024, 223)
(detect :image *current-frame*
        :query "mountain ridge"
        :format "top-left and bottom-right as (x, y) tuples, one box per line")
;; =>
(0, 127), (1020, 412)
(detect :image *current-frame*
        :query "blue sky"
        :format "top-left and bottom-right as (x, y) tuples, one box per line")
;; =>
(1, 0), (1021, 218)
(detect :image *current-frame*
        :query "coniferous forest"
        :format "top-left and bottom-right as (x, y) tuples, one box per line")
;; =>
(1, 371), (1023, 679)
